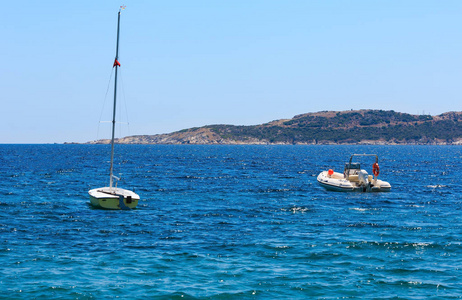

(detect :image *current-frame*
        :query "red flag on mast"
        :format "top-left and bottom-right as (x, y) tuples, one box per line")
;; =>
(113, 59), (121, 67)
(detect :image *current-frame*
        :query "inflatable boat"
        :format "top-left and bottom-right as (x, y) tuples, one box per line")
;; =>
(317, 154), (391, 192)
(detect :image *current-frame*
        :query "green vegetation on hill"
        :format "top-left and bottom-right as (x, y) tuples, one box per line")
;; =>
(204, 110), (462, 144)
(88, 110), (462, 145)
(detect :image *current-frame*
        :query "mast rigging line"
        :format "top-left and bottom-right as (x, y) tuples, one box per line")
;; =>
(96, 68), (132, 139)
(117, 68), (132, 139)
(96, 67), (115, 141)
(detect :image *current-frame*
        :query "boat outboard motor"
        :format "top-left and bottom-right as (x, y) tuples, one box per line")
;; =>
(358, 170), (369, 186)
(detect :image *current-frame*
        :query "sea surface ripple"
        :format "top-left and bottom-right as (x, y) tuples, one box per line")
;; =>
(0, 145), (461, 299)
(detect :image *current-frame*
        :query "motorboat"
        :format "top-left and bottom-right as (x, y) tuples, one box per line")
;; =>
(317, 154), (391, 192)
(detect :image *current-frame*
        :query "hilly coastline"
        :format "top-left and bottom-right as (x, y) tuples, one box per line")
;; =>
(86, 109), (462, 145)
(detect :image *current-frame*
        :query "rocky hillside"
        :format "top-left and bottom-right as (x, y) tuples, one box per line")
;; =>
(87, 110), (462, 145)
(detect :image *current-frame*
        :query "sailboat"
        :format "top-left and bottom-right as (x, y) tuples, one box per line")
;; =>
(88, 8), (140, 210)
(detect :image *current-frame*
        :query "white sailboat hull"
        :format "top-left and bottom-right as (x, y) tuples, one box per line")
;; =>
(89, 187), (140, 210)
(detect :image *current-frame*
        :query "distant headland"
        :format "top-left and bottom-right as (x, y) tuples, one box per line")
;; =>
(82, 109), (462, 145)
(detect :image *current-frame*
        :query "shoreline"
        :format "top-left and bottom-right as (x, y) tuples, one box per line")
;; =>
(66, 140), (462, 146)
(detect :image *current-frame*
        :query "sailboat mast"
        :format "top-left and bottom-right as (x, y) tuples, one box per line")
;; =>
(109, 10), (121, 188)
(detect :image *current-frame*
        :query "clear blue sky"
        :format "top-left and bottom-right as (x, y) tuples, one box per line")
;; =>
(2, 0), (462, 143)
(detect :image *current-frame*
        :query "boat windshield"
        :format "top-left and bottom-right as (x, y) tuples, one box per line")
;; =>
(345, 162), (361, 169)
(345, 162), (361, 176)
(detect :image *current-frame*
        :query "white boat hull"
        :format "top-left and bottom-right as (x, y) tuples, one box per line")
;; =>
(89, 187), (140, 210)
(317, 171), (391, 192)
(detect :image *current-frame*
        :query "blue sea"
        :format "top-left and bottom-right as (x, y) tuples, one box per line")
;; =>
(1, 145), (462, 299)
